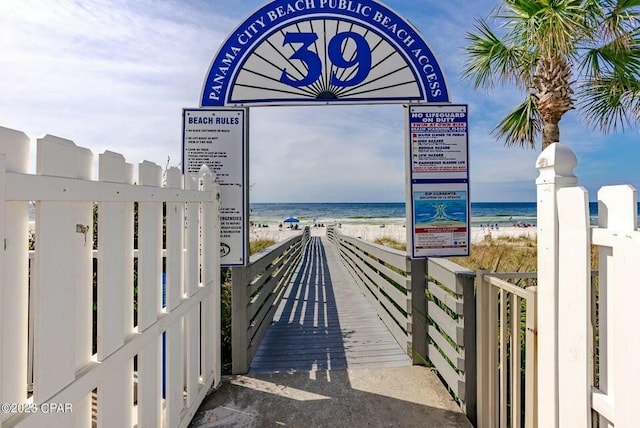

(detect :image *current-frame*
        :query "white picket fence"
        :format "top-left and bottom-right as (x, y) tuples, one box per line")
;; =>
(536, 143), (640, 427)
(0, 126), (221, 427)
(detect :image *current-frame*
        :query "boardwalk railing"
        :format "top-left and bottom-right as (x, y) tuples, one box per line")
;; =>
(327, 226), (477, 425)
(535, 143), (640, 427)
(0, 126), (221, 428)
(476, 272), (537, 428)
(231, 228), (310, 374)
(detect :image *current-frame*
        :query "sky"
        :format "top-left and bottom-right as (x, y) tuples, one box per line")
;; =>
(1, 0), (638, 203)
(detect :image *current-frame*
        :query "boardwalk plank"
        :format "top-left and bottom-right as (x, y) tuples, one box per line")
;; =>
(249, 236), (411, 374)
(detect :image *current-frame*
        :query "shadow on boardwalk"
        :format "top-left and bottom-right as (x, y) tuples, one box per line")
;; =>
(190, 237), (471, 427)
(251, 236), (409, 373)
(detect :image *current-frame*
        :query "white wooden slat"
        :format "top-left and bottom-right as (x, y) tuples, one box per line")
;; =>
(499, 289), (507, 428)
(591, 387), (614, 424)
(612, 235), (640, 426)
(184, 174), (200, 404)
(0, 127), (29, 420)
(487, 286), (498, 428)
(200, 173), (214, 379)
(202, 173), (221, 386)
(0, 154), (6, 424)
(428, 281), (463, 315)
(596, 232), (612, 427)
(165, 167), (186, 427)
(137, 161), (163, 331)
(185, 174), (200, 297)
(428, 343), (463, 398)
(557, 187), (591, 428)
(97, 360), (133, 428)
(166, 320), (185, 428)
(6, 172), (215, 203)
(97, 150), (134, 427)
(510, 294), (522, 428)
(597, 185), (637, 428)
(137, 337), (161, 428)
(165, 167), (184, 311)
(74, 146), (94, 427)
(524, 288), (538, 428)
(427, 324), (463, 370)
(185, 309), (200, 408)
(184, 175), (200, 405)
(427, 301), (463, 346)
(137, 161), (163, 428)
(32, 136), (79, 421)
(601, 186), (640, 427)
(98, 151), (131, 357)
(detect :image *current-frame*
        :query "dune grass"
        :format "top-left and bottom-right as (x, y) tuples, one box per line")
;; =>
(250, 238), (276, 255)
(374, 236), (407, 251)
(373, 234), (598, 272)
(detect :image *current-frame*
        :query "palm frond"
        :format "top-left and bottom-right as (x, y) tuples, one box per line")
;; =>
(578, 33), (640, 79)
(502, 0), (589, 58)
(462, 19), (534, 89)
(577, 76), (640, 133)
(493, 95), (542, 148)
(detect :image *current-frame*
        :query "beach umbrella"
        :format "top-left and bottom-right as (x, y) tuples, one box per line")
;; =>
(283, 216), (299, 223)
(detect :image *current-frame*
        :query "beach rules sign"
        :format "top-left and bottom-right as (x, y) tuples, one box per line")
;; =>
(183, 108), (248, 266)
(406, 104), (470, 258)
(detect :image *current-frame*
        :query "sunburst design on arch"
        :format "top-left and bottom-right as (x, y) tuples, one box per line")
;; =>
(229, 18), (422, 104)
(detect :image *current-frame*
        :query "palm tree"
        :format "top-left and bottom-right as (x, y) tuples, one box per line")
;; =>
(462, 0), (640, 151)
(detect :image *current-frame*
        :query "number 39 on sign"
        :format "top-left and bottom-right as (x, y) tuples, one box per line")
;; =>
(279, 31), (371, 88)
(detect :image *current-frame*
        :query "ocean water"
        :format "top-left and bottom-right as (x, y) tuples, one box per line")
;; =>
(251, 202), (640, 227)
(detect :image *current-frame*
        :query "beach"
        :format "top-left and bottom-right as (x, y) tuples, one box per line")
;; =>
(250, 222), (536, 245)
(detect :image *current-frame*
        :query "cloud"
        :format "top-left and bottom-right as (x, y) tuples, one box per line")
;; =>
(1, 0), (637, 202)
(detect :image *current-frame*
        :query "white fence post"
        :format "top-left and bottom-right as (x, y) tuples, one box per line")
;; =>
(0, 127), (30, 424)
(97, 150), (134, 427)
(556, 186), (592, 428)
(535, 142), (578, 428)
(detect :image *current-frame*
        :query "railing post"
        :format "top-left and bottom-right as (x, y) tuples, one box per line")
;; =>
(460, 272), (477, 427)
(535, 143), (577, 428)
(476, 269), (491, 428)
(408, 257), (427, 363)
(231, 265), (250, 374)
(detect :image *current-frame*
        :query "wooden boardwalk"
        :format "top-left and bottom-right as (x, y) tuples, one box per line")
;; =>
(250, 236), (411, 373)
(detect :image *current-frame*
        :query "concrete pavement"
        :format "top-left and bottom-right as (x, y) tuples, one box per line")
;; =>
(189, 366), (472, 427)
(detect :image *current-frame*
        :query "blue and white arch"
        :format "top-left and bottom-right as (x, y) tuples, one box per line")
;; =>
(200, 0), (450, 106)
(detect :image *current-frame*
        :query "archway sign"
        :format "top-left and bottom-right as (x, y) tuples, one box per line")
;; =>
(183, 0), (470, 265)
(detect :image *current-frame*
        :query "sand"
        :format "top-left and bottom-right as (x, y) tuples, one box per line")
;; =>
(249, 222), (536, 245)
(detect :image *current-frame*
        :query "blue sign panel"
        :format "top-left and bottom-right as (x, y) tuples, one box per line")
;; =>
(406, 104), (470, 258)
(201, 0), (449, 106)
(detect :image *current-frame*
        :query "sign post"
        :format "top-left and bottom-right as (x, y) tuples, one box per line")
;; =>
(405, 104), (470, 258)
(183, 108), (248, 266)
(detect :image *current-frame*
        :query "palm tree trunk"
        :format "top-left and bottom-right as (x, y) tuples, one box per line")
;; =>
(541, 120), (560, 150)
